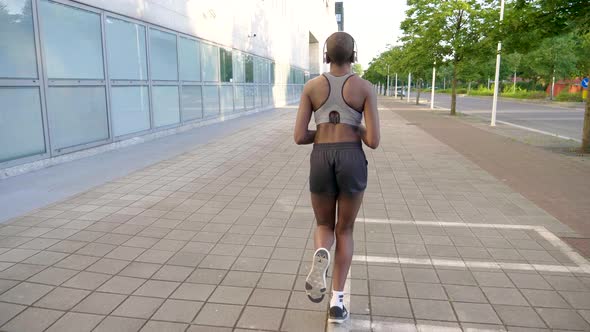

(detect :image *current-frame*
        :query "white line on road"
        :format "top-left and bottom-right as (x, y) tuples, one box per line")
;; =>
(496, 120), (581, 142)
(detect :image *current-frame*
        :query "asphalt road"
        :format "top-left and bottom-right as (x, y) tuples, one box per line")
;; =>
(419, 93), (586, 141)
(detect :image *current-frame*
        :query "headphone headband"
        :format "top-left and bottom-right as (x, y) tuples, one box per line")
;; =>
(323, 35), (357, 64)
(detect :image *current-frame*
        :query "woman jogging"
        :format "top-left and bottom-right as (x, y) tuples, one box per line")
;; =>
(293, 31), (380, 324)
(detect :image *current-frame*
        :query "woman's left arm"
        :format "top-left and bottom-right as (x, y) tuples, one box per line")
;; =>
(294, 84), (316, 145)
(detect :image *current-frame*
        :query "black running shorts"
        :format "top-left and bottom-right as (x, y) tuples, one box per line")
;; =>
(309, 142), (368, 195)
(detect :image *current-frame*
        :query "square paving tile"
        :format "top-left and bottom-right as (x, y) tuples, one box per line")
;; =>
(152, 265), (194, 282)
(372, 316), (417, 332)
(118, 262), (161, 279)
(45, 312), (103, 332)
(258, 273), (296, 290)
(193, 303), (243, 327)
(62, 271), (111, 290)
(369, 280), (408, 298)
(236, 306), (284, 330)
(199, 255), (236, 270)
(54, 254), (99, 270)
(186, 268), (227, 284)
(248, 288), (290, 307)
(535, 307), (590, 330)
(93, 316), (145, 332)
(452, 302), (502, 324)
(0, 282), (53, 305)
(209, 285), (252, 305)
(28, 267), (78, 285)
(112, 295), (163, 318)
(86, 258), (130, 275)
(472, 271), (515, 288)
(221, 271), (261, 287)
(521, 289), (570, 308)
(370, 296), (413, 318)
(407, 282), (447, 300)
(411, 299), (456, 321)
(170, 282), (216, 301)
(281, 309), (326, 332)
(139, 321), (188, 332)
(507, 273), (552, 290)
(133, 279), (179, 298)
(493, 305), (546, 328)
(0, 307), (63, 332)
(35, 287), (90, 310)
(152, 299), (203, 323)
(232, 257), (268, 272)
(97, 276), (145, 294)
(0, 302), (26, 326)
(72, 291), (127, 315)
(482, 287), (529, 306)
(444, 285), (487, 303)
(559, 291), (590, 309)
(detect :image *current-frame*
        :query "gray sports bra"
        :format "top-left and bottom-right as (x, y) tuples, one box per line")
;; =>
(314, 72), (363, 127)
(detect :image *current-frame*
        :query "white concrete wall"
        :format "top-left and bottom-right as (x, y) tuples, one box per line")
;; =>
(76, 0), (338, 71)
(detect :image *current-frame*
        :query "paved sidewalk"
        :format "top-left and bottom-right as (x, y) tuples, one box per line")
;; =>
(0, 102), (589, 331)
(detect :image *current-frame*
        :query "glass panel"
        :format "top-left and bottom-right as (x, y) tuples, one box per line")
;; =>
(232, 51), (244, 83)
(111, 86), (150, 136)
(179, 37), (200, 81)
(181, 85), (202, 121)
(245, 55), (254, 83)
(152, 86), (180, 127)
(0, 0), (37, 78)
(0, 87), (45, 162)
(47, 86), (108, 150)
(149, 28), (177, 80)
(233, 85), (244, 111)
(220, 85), (233, 114)
(39, 0), (104, 79)
(201, 44), (219, 82)
(245, 86), (255, 109)
(219, 48), (233, 82)
(270, 62), (275, 84)
(256, 85), (263, 107)
(105, 17), (147, 80)
(261, 85), (269, 106)
(202, 85), (219, 117)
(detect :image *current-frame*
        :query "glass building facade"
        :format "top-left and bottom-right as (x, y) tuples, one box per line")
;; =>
(0, 0), (307, 168)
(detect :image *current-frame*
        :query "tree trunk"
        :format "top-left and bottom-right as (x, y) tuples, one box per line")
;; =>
(467, 81), (472, 95)
(583, 93), (590, 152)
(416, 80), (421, 105)
(451, 60), (458, 115)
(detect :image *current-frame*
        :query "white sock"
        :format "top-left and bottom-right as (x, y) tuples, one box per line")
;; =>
(330, 290), (344, 308)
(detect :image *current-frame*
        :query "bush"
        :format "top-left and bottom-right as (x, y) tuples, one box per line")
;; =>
(501, 85), (546, 99)
(468, 86), (494, 96)
(555, 91), (584, 102)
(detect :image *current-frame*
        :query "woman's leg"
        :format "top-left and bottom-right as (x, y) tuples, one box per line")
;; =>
(311, 193), (337, 250)
(332, 192), (364, 292)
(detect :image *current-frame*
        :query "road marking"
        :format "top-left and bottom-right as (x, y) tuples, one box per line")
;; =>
(495, 120), (581, 142)
(356, 218), (590, 274)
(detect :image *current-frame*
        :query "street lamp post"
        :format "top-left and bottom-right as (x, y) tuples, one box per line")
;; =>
(407, 72), (412, 102)
(394, 73), (398, 98)
(431, 61), (436, 110)
(386, 64), (390, 97)
(491, 0), (505, 127)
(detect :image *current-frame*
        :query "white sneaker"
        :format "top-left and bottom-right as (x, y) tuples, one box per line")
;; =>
(305, 248), (330, 303)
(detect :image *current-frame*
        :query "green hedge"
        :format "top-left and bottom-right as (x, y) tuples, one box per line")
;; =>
(555, 91), (584, 102)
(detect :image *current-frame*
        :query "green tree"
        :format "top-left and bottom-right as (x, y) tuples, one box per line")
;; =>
(352, 63), (364, 76)
(400, 0), (496, 115)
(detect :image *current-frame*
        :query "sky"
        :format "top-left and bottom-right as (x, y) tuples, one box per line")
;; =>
(342, 0), (408, 70)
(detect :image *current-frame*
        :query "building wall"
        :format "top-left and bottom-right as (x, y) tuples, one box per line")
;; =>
(0, 0), (337, 172)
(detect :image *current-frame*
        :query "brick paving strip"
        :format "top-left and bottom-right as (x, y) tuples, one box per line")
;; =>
(0, 102), (589, 331)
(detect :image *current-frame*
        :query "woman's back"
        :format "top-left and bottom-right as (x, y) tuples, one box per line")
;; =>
(306, 72), (371, 144)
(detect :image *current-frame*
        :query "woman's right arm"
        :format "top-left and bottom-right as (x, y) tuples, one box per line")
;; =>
(360, 81), (380, 149)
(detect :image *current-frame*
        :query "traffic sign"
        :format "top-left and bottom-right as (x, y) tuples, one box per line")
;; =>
(582, 77), (589, 88)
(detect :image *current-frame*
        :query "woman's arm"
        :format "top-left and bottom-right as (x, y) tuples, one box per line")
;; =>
(294, 84), (316, 145)
(360, 81), (380, 149)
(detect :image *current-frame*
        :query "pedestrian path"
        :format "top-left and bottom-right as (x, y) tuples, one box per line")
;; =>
(0, 101), (589, 331)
